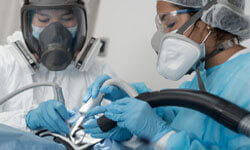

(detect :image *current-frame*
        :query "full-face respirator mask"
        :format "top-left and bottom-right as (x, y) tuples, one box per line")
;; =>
(19, 0), (104, 72)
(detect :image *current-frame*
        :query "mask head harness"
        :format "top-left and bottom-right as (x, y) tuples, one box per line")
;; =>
(177, 0), (240, 65)
(174, 0), (239, 91)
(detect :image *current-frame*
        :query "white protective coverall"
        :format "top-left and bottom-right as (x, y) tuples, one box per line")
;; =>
(0, 31), (115, 132)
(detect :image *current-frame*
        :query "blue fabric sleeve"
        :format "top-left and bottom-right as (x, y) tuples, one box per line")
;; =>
(0, 124), (66, 150)
(154, 107), (179, 125)
(165, 129), (250, 150)
(165, 130), (213, 150)
(163, 53), (250, 150)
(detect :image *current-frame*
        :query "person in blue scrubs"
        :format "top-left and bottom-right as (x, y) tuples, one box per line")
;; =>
(83, 0), (250, 149)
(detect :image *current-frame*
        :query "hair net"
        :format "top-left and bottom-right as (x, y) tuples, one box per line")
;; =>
(158, 0), (250, 40)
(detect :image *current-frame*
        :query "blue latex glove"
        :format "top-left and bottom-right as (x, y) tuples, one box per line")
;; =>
(83, 118), (133, 142)
(26, 100), (71, 135)
(83, 75), (112, 102)
(86, 98), (168, 141)
(83, 74), (151, 102)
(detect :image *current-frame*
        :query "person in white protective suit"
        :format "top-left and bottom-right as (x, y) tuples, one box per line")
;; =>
(0, 0), (115, 135)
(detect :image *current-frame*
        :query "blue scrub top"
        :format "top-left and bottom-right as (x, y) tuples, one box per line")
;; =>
(156, 52), (250, 150)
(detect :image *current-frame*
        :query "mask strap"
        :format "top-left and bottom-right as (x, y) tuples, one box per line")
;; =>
(195, 61), (207, 92)
(175, 0), (219, 92)
(200, 37), (239, 62)
(196, 37), (239, 92)
(201, 30), (212, 44)
(194, 30), (212, 92)
(177, 0), (218, 35)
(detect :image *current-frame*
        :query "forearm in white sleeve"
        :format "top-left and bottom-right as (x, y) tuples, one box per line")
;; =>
(0, 105), (38, 132)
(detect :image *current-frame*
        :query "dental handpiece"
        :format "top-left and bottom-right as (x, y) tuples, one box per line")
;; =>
(69, 93), (104, 144)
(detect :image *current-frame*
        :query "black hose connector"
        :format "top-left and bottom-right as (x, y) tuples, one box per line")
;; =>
(238, 115), (250, 137)
(97, 115), (117, 132)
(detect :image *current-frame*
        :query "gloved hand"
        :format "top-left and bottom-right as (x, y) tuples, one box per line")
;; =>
(83, 75), (112, 102)
(83, 74), (151, 102)
(83, 118), (132, 142)
(26, 100), (71, 135)
(86, 98), (168, 141)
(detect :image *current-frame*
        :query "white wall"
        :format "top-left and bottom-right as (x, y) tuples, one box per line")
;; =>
(94, 0), (250, 90)
(0, 0), (20, 44)
(94, 0), (191, 90)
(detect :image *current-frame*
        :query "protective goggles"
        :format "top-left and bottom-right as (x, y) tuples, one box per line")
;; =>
(155, 9), (200, 33)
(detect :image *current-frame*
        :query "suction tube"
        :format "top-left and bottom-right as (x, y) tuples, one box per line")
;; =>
(97, 89), (250, 137)
(0, 82), (65, 105)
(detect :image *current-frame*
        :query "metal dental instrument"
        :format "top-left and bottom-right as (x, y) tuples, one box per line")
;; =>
(69, 79), (138, 145)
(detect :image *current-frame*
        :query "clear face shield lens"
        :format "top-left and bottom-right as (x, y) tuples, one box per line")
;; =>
(29, 8), (79, 39)
(23, 6), (87, 71)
